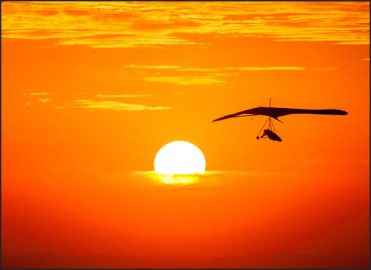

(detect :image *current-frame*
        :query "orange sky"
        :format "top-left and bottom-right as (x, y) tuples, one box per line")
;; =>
(2, 1), (370, 268)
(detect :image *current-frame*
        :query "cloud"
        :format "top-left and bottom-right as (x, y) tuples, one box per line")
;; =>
(121, 64), (339, 85)
(134, 170), (300, 189)
(125, 64), (337, 73)
(224, 66), (308, 71)
(124, 64), (226, 85)
(123, 65), (180, 70)
(124, 65), (215, 73)
(96, 94), (151, 98)
(2, 2), (369, 48)
(222, 66), (338, 71)
(22, 93), (52, 106)
(38, 98), (51, 103)
(72, 99), (171, 111)
(144, 75), (225, 85)
(131, 20), (202, 31)
(123, 64), (336, 85)
(178, 67), (216, 72)
(28, 92), (51, 96)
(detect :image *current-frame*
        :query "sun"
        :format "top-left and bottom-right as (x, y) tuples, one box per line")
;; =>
(154, 141), (206, 175)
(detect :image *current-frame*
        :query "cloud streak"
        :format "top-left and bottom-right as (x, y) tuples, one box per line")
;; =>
(28, 92), (51, 96)
(72, 99), (171, 111)
(38, 98), (51, 104)
(2, 2), (369, 48)
(144, 75), (225, 85)
(224, 66), (308, 71)
(123, 65), (180, 70)
(123, 64), (336, 85)
(96, 94), (151, 98)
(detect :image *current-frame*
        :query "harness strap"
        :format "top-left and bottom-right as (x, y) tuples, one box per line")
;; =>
(257, 117), (270, 137)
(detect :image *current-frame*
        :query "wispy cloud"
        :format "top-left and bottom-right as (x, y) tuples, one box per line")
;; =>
(96, 94), (151, 98)
(124, 64), (336, 85)
(28, 92), (51, 96)
(72, 99), (171, 111)
(144, 75), (225, 85)
(125, 64), (227, 85)
(178, 67), (216, 72)
(23, 92), (52, 106)
(125, 64), (337, 72)
(223, 66), (338, 71)
(224, 66), (308, 71)
(124, 65), (216, 73)
(2, 2), (369, 48)
(123, 65), (180, 70)
(38, 98), (51, 103)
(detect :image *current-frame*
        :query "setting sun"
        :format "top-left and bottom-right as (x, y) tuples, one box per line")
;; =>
(154, 141), (206, 175)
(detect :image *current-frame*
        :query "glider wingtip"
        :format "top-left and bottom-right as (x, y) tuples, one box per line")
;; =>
(212, 116), (228, 122)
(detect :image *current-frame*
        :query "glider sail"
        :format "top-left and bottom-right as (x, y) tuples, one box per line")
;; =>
(212, 107), (348, 122)
(212, 102), (348, 142)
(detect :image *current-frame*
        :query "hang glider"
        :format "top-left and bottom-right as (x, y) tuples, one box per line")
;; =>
(212, 99), (348, 142)
(213, 107), (347, 122)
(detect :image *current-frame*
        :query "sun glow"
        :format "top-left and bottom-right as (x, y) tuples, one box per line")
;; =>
(154, 141), (206, 177)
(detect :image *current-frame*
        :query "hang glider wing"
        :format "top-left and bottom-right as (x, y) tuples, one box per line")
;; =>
(212, 107), (348, 122)
(212, 110), (254, 122)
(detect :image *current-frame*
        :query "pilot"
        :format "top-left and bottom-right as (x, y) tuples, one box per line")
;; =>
(259, 129), (271, 139)
(258, 129), (282, 142)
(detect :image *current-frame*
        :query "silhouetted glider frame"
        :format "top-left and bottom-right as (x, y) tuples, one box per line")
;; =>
(212, 99), (348, 141)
